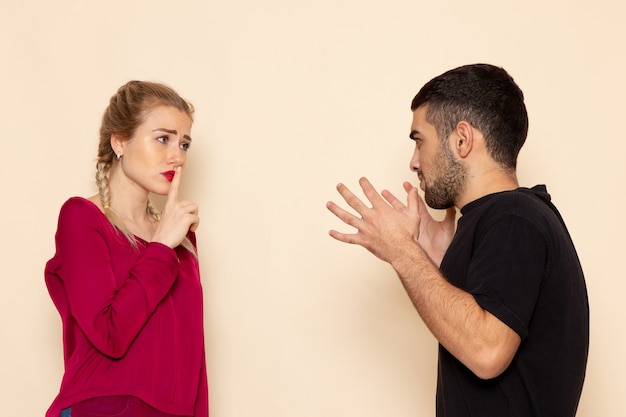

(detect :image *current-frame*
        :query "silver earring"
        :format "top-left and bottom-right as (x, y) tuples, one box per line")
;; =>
(116, 152), (121, 160)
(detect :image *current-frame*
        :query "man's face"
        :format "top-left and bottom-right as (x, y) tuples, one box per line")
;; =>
(409, 105), (467, 209)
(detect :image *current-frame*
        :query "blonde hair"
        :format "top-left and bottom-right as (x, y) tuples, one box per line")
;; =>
(96, 80), (196, 255)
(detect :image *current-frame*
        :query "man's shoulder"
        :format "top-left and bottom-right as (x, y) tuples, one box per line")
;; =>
(461, 186), (562, 234)
(474, 185), (551, 210)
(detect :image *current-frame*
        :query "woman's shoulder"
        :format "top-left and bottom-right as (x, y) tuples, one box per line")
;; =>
(58, 196), (105, 223)
(60, 196), (102, 211)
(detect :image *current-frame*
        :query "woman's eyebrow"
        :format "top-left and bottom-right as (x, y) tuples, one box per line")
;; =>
(152, 128), (192, 141)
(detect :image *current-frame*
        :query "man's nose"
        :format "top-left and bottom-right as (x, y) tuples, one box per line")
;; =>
(409, 148), (420, 172)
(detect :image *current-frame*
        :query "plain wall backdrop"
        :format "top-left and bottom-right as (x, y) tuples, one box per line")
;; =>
(1, 1), (624, 416)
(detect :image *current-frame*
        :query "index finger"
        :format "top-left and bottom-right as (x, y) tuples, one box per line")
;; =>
(167, 166), (182, 204)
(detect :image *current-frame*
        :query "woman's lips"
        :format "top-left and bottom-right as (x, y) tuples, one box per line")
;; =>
(161, 171), (175, 182)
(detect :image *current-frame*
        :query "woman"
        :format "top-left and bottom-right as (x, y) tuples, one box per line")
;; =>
(45, 81), (208, 417)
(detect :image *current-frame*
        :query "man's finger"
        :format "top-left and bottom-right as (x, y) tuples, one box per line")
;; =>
(336, 183), (368, 215)
(403, 181), (414, 194)
(405, 185), (419, 213)
(328, 229), (362, 245)
(326, 200), (363, 230)
(406, 182), (430, 217)
(381, 189), (406, 211)
(359, 177), (386, 206)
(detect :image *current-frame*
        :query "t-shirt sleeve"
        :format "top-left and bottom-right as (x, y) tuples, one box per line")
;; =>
(467, 214), (547, 340)
(53, 199), (180, 358)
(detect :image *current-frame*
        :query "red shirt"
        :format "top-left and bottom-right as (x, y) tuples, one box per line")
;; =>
(45, 198), (208, 417)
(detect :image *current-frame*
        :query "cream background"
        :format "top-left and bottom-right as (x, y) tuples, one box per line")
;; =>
(1, 1), (624, 416)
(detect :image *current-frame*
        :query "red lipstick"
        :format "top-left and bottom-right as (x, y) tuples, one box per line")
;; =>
(162, 170), (175, 182)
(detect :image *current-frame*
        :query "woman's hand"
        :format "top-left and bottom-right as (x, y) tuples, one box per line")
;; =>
(152, 166), (199, 248)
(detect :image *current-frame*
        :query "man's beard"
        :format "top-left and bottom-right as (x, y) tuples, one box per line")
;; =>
(424, 143), (467, 210)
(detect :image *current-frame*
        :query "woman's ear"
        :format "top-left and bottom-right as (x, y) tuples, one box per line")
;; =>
(110, 134), (126, 157)
(454, 121), (474, 159)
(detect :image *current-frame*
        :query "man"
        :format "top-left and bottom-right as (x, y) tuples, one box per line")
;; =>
(327, 64), (589, 416)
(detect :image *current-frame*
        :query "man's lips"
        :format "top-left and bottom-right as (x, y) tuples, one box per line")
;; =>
(161, 171), (175, 182)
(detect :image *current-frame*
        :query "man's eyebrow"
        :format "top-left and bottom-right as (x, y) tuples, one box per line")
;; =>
(153, 128), (192, 141)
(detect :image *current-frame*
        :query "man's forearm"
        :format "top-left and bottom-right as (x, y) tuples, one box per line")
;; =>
(390, 241), (521, 379)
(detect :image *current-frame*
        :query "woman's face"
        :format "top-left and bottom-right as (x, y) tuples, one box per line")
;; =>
(113, 105), (193, 196)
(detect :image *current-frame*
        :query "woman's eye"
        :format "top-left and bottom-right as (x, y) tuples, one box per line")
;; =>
(180, 142), (191, 151)
(157, 136), (168, 144)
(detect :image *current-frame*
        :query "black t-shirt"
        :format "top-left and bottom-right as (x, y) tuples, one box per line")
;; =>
(437, 185), (589, 417)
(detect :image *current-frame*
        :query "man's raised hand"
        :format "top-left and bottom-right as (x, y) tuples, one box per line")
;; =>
(326, 177), (421, 264)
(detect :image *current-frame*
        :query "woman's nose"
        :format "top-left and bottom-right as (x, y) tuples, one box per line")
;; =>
(167, 144), (184, 166)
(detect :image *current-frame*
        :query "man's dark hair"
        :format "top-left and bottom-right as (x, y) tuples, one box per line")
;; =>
(411, 64), (529, 169)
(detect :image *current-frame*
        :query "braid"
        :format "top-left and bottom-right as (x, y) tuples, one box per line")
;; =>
(96, 160), (112, 210)
(95, 159), (139, 249)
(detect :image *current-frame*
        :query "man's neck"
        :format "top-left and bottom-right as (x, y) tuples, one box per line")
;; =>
(456, 166), (519, 210)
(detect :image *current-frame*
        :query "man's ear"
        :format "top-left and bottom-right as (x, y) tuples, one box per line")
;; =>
(454, 121), (474, 158)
